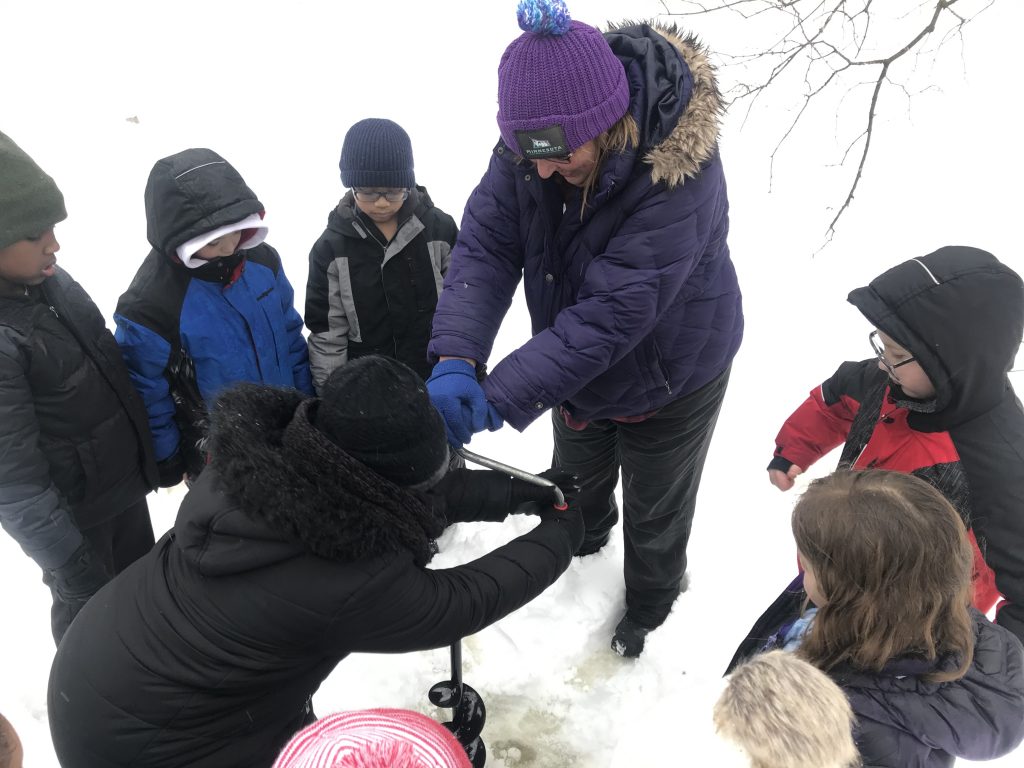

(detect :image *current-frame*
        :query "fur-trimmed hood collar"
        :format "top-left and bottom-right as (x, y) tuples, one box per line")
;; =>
(173, 384), (445, 576)
(605, 21), (724, 188)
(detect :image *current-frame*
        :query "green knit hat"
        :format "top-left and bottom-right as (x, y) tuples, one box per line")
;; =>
(0, 131), (68, 249)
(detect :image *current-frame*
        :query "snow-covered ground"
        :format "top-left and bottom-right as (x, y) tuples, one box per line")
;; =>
(2, 1), (1021, 765)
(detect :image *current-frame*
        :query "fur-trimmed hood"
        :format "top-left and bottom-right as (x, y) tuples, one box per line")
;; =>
(605, 21), (724, 188)
(173, 384), (445, 576)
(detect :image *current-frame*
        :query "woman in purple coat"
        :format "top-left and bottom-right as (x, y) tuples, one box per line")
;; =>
(425, 0), (743, 656)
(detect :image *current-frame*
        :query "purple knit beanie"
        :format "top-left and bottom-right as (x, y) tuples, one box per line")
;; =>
(497, 0), (630, 159)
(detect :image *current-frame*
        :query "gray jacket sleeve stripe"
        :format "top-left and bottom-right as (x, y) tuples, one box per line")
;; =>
(307, 257), (353, 394)
(0, 345), (84, 569)
(428, 240), (452, 295)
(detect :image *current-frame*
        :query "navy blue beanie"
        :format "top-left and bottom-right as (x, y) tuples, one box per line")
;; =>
(339, 118), (415, 189)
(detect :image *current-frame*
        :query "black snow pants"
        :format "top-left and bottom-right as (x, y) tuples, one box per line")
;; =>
(44, 497), (154, 645)
(552, 366), (731, 628)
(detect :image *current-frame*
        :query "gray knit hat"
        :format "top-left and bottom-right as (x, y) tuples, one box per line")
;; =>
(0, 131), (68, 249)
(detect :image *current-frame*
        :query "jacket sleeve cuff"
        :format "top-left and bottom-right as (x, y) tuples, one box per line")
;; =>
(157, 453), (186, 488)
(767, 455), (794, 473)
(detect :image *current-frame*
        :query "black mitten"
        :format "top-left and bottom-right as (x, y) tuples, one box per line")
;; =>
(523, 469), (584, 553)
(156, 452), (186, 488)
(536, 496), (586, 554)
(512, 468), (580, 511)
(47, 541), (110, 608)
(430, 467), (581, 524)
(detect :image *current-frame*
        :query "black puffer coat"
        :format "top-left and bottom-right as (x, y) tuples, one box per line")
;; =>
(48, 385), (580, 768)
(836, 611), (1024, 767)
(0, 268), (156, 570)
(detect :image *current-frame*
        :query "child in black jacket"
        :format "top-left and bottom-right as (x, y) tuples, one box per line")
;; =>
(0, 131), (157, 644)
(305, 118), (458, 389)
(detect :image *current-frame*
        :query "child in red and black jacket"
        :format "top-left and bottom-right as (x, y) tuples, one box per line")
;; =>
(767, 246), (1024, 644)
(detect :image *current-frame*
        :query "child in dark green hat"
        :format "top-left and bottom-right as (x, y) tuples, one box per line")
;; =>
(0, 131), (158, 644)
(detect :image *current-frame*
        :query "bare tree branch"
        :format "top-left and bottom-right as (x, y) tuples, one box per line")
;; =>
(662, 0), (996, 241)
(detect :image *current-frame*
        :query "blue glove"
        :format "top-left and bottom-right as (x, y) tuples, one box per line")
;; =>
(426, 359), (504, 447)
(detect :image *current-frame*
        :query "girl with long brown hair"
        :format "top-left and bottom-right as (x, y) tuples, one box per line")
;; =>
(729, 469), (1024, 767)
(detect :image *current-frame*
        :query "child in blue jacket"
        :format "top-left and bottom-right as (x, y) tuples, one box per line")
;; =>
(116, 148), (313, 486)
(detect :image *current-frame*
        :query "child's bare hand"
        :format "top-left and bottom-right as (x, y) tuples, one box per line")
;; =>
(768, 465), (804, 491)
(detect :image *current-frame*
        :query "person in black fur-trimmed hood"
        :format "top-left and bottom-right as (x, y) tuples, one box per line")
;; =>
(47, 355), (583, 768)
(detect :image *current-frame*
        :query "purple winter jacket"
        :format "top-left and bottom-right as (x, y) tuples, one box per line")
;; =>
(428, 22), (744, 430)
(835, 611), (1024, 767)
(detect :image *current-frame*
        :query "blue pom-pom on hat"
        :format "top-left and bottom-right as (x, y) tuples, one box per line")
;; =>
(516, 0), (571, 35)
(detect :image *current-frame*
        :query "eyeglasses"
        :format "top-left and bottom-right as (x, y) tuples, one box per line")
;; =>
(533, 152), (573, 166)
(869, 331), (916, 380)
(353, 189), (409, 203)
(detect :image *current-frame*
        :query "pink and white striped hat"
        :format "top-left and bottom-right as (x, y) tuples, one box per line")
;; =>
(272, 709), (471, 768)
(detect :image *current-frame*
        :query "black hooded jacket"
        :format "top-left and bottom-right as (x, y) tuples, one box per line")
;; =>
(47, 384), (579, 768)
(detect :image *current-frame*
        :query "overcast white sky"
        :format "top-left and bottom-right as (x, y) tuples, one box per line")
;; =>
(1, 0), (1021, 765)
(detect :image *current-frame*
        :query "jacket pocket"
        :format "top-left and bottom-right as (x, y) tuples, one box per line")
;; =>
(42, 437), (87, 504)
(646, 338), (672, 397)
(73, 411), (141, 504)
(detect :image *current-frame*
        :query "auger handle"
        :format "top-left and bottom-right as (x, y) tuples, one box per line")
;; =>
(456, 448), (567, 509)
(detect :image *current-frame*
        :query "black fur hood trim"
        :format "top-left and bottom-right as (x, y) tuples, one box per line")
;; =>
(196, 384), (445, 568)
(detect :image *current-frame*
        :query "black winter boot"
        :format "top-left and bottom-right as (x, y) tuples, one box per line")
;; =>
(576, 529), (611, 557)
(611, 615), (655, 658)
